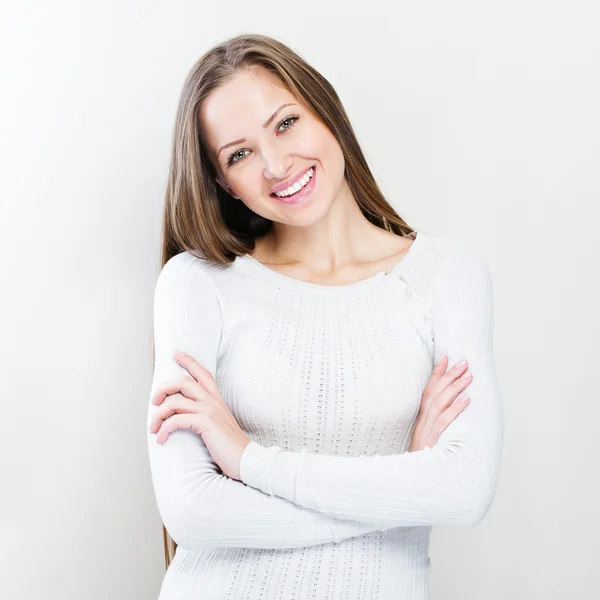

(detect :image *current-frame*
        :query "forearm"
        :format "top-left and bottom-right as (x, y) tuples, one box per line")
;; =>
(148, 422), (383, 549)
(239, 249), (504, 529)
(148, 255), (382, 551)
(239, 358), (503, 529)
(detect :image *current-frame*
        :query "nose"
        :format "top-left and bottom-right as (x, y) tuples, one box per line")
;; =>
(261, 144), (293, 180)
(263, 161), (292, 180)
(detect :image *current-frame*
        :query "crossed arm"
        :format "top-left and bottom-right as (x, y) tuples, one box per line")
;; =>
(146, 253), (382, 550)
(239, 248), (504, 529)
(147, 247), (503, 551)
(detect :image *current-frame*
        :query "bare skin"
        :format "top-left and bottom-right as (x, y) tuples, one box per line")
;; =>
(200, 68), (424, 290)
(250, 227), (417, 287)
(149, 353), (471, 480)
(149, 68), (472, 476)
(411, 355), (472, 452)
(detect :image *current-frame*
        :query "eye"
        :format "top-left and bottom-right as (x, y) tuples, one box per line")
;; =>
(226, 149), (250, 166)
(225, 114), (300, 167)
(277, 114), (299, 133)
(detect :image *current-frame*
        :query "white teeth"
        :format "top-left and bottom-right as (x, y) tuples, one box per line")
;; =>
(274, 168), (314, 197)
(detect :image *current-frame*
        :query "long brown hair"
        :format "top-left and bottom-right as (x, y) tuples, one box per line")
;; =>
(156, 33), (416, 568)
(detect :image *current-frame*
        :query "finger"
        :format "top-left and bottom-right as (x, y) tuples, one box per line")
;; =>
(422, 371), (472, 430)
(433, 355), (448, 375)
(419, 355), (456, 420)
(155, 413), (204, 444)
(174, 352), (220, 395)
(420, 355), (448, 409)
(430, 395), (470, 440)
(433, 371), (472, 412)
(149, 396), (198, 433)
(152, 375), (209, 406)
(428, 359), (470, 403)
(427, 355), (447, 387)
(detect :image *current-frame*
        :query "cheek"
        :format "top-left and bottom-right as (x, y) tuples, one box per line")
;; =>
(299, 123), (333, 156)
(227, 168), (266, 204)
(228, 168), (256, 190)
(309, 124), (344, 167)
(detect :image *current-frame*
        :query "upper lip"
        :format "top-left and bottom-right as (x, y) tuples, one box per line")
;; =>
(270, 166), (314, 194)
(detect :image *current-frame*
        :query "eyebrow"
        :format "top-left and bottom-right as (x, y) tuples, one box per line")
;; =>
(216, 102), (298, 159)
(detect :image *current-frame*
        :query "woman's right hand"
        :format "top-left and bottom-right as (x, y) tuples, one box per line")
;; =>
(409, 356), (472, 452)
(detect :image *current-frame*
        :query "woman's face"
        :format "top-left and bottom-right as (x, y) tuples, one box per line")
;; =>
(199, 68), (346, 227)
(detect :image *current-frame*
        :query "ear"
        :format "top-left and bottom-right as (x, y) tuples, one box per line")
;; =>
(216, 175), (240, 200)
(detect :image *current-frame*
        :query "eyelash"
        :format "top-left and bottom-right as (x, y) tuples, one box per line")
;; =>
(225, 114), (300, 167)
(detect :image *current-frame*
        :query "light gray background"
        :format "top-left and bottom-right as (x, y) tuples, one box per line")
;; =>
(1, 1), (599, 598)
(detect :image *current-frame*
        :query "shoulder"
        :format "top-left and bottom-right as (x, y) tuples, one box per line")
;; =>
(155, 251), (223, 311)
(410, 233), (492, 301)
(159, 250), (213, 277)
(432, 234), (489, 273)
(420, 234), (493, 307)
(157, 251), (225, 285)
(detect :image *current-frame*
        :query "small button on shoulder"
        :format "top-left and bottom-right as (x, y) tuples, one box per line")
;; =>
(404, 285), (413, 297)
(423, 312), (432, 324)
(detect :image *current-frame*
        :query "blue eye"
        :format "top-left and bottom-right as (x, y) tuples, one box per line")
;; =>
(226, 149), (250, 165)
(277, 115), (299, 133)
(225, 114), (301, 167)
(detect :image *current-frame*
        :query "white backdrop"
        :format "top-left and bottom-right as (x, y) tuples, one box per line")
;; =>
(1, 1), (599, 598)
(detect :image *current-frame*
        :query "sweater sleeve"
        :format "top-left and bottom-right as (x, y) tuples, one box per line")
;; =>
(239, 248), (504, 529)
(147, 253), (383, 550)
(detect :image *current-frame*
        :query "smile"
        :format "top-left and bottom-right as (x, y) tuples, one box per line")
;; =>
(270, 166), (317, 205)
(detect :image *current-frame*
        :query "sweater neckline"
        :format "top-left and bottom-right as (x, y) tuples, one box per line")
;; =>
(239, 229), (428, 293)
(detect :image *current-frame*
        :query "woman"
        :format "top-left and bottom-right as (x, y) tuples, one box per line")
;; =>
(147, 33), (503, 600)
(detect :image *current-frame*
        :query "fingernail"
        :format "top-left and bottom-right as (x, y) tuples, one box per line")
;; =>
(455, 359), (467, 368)
(436, 356), (446, 365)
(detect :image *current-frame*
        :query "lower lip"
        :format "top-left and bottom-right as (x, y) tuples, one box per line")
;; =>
(271, 166), (317, 205)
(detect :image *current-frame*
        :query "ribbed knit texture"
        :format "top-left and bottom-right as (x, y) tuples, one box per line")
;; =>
(146, 230), (504, 600)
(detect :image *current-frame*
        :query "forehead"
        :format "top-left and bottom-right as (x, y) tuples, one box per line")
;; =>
(200, 69), (298, 148)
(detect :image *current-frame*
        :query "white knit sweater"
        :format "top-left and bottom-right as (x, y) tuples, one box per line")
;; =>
(146, 229), (504, 600)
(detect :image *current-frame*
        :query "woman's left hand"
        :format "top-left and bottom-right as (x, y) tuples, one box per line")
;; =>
(149, 351), (251, 481)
